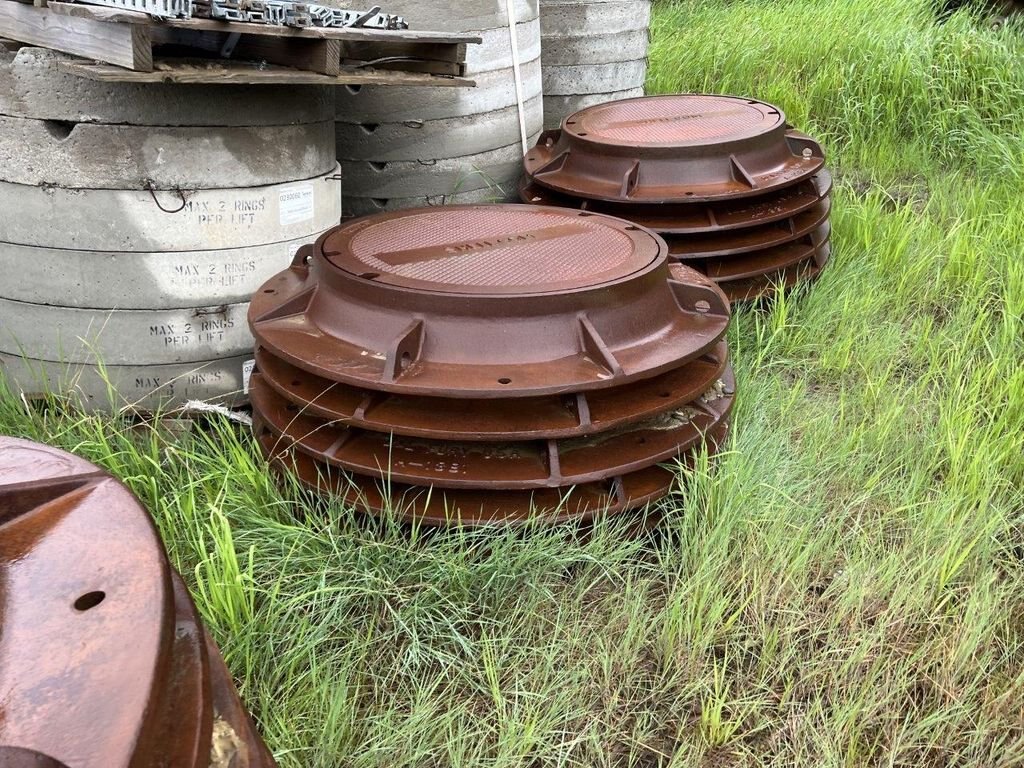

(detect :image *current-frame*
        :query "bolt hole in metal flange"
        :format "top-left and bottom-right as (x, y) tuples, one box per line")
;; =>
(263, 289), (276, 294)
(695, 300), (711, 313)
(74, 591), (105, 612)
(0, 437), (279, 766)
(498, 377), (512, 385)
(291, 380), (302, 387)
(400, 352), (412, 371)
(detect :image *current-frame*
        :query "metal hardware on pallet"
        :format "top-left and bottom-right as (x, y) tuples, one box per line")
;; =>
(307, 5), (407, 29)
(71, 0), (408, 27)
(192, 0), (407, 28)
(71, 0), (192, 20)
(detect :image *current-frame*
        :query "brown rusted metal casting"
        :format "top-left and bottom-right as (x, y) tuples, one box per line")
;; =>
(0, 437), (276, 768)
(252, 340), (728, 441)
(248, 204), (735, 526)
(520, 94), (834, 303)
(255, 421), (730, 527)
(523, 95), (824, 203)
(249, 206), (729, 398)
(700, 230), (830, 282)
(520, 171), (833, 235)
(719, 245), (831, 303)
(662, 201), (831, 260)
(249, 365), (733, 490)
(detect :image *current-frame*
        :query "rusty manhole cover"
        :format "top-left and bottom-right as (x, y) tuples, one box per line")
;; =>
(520, 171), (833, 234)
(248, 205), (736, 526)
(250, 206), (730, 399)
(325, 205), (657, 295)
(523, 95), (825, 203)
(255, 422), (730, 527)
(520, 94), (834, 303)
(661, 200), (831, 259)
(698, 225), (830, 282)
(249, 365), (733, 491)
(719, 244), (832, 303)
(252, 340), (728, 441)
(0, 437), (276, 768)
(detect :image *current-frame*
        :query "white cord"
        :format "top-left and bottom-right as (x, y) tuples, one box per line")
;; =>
(505, 0), (529, 153)
(179, 399), (253, 426)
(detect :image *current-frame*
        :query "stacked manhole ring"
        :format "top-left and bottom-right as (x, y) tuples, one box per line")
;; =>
(0, 437), (276, 768)
(0, 46), (340, 412)
(248, 204), (735, 526)
(520, 94), (833, 302)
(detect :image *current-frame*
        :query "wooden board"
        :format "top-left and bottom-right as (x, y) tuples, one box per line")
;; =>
(45, 1), (482, 44)
(149, 27), (342, 75)
(149, 27), (460, 77)
(339, 40), (467, 76)
(59, 57), (477, 86)
(0, 0), (152, 69)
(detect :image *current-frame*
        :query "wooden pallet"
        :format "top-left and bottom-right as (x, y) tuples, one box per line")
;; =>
(0, 0), (479, 85)
(58, 58), (476, 85)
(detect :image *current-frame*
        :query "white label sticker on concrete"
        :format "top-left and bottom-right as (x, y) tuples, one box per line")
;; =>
(278, 183), (315, 226)
(242, 358), (256, 394)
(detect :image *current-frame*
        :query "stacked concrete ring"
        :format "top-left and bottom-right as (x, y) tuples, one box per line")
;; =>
(540, 0), (652, 129)
(0, 47), (342, 412)
(336, 0), (543, 214)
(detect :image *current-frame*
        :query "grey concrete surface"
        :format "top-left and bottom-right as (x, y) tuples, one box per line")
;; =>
(0, 116), (336, 188)
(0, 167), (342, 251)
(0, 353), (251, 412)
(0, 232), (328, 309)
(0, 47), (334, 125)
(0, 297), (253, 365)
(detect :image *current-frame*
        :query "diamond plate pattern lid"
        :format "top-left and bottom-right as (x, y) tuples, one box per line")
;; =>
(250, 204), (730, 398)
(571, 95), (782, 146)
(325, 205), (658, 295)
(248, 205), (738, 526)
(523, 94), (825, 203)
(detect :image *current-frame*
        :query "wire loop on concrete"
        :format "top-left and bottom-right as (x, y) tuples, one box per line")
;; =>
(145, 181), (190, 213)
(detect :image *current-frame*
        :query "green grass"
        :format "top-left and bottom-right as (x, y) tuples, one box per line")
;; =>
(3, 0), (1024, 764)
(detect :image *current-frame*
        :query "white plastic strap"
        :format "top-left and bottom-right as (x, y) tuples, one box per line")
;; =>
(179, 399), (254, 426)
(505, 0), (529, 153)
